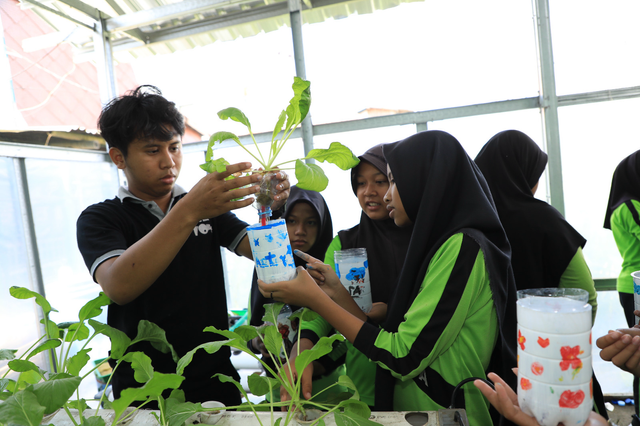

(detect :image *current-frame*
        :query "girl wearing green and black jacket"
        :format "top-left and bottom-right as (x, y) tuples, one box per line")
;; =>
(604, 150), (640, 416)
(259, 130), (518, 425)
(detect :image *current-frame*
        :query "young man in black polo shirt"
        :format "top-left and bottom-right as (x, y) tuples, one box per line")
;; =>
(76, 85), (290, 406)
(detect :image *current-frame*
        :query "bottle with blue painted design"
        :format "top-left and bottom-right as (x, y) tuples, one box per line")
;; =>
(334, 248), (372, 313)
(247, 219), (297, 283)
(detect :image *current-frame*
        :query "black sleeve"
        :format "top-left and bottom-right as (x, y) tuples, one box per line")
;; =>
(76, 201), (128, 280)
(214, 212), (249, 249)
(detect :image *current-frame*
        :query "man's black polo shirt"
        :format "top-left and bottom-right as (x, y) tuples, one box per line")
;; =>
(77, 185), (248, 405)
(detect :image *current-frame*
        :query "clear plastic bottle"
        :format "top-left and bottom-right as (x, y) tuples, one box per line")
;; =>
(253, 171), (280, 225)
(334, 248), (373, 313)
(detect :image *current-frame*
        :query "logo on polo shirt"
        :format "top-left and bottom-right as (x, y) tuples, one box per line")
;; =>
(193, 219), (212, 236)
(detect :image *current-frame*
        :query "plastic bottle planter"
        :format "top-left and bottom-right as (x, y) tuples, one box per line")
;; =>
(632, 271), (640, 325)
(516, 288), (592, 426)
(247, 219), (297, 284)
(334, 248), (372, 313)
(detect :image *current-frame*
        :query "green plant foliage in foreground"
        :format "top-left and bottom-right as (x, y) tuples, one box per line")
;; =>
(0, 288), (223, 426)
(200, 77), (360, 192)
(0, 288), (379, 426)
(178, 302), (381, 426)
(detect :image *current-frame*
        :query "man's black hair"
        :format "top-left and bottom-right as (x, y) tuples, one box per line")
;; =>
(98, 85), (185, 157)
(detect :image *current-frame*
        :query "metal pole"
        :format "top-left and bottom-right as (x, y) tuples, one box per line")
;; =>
(93, 12), (117, 105)
(14, 158), (56, 373)
(289, 0), (314, 163)
(534, 0), (564, 215)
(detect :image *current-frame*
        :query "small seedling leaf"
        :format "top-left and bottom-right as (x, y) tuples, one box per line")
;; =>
(122, 352), (154, 383)
(88, 319), (131, 360)
(65, 348), (91, 376)
(10, 286), (56, 315)
(0, 349), (17, 361)
(218, 107), (252, 132)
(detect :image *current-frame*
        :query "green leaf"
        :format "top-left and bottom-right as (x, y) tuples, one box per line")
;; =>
(0, 349), (17, 361)
(131, 320), (179, 363)
(18, 370), (43, 387)
(111, 372), (184, 420)
(165, 398), (201, 426)
(304, 142), (361, 171)
(176, 340), (233, 375)
(262, 303), (285, 325)
(31, 375), (82, 414)
(10, 286), (56, 315)
(88, 319), (131, 360)
(334, 410), (381, 426)
(338, 398), (370, 417)
(67, 398), (90, 411)
(83, 415), (106, 426)
(8, 359), (44, 376)
(65, 349), (91, 376)
(0, 389), (45, 426)
(122, 352), (154, 384)
(200, 157), (231, 175)
(247, 374), (280, 397)
(218, 107), (252, 132)
(263, 325), (283, 356)
(295, 160), (329, 192)
(26, 339), (61, 361)
(289, 307), (318, 323)
(170, 388), (186, 402)
(0, 378), (13, 393)
(65, 322), (90, 342)
(294, 334), (344, 381)
(337, 375), (359, 398)
(78, 292), (111, 322)
(233, 325), (260, 342)
(42, 318), (60, 340)
(272, 110), (287, 143)
(213, 374), (248, 400)
(203, 131), (242, 168)
(291, 77), (312, 122)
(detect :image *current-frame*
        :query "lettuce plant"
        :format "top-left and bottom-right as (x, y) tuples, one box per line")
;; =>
(0, 288), (216, 426)
(200, 77), (360, 193)
(178, 302), (381, 426)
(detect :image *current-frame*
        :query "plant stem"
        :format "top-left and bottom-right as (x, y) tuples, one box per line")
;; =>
(249, 131), (266, 165)
(62, 404), (80, 426)
(1, 336), (45, 379)
(232, 139), (267, 169)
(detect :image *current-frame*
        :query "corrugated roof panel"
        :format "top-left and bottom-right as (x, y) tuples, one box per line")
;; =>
(22, 0), (422, 63)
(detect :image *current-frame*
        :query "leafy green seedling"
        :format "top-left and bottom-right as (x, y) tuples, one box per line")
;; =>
(200, 77), (360, 195)
(177, 302), (380, 426)
(0, 287), (212, 426)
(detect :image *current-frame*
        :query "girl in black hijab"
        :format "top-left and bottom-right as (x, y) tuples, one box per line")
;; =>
(284, 143), (413, 408)
(259, 131), (517, 425)
(474, 130), (597, 312)
(475, 129), (606, 419)
(248, 185), (334, 328)
(603, 150), (640, 417)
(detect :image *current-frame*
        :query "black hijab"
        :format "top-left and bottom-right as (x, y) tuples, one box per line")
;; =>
(604, 150), (640, 229)
(338, 143), (413, 303)
(376, 130), (517, 413)
(474, 130), (586, 290)
(249, 186), (333, 326)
